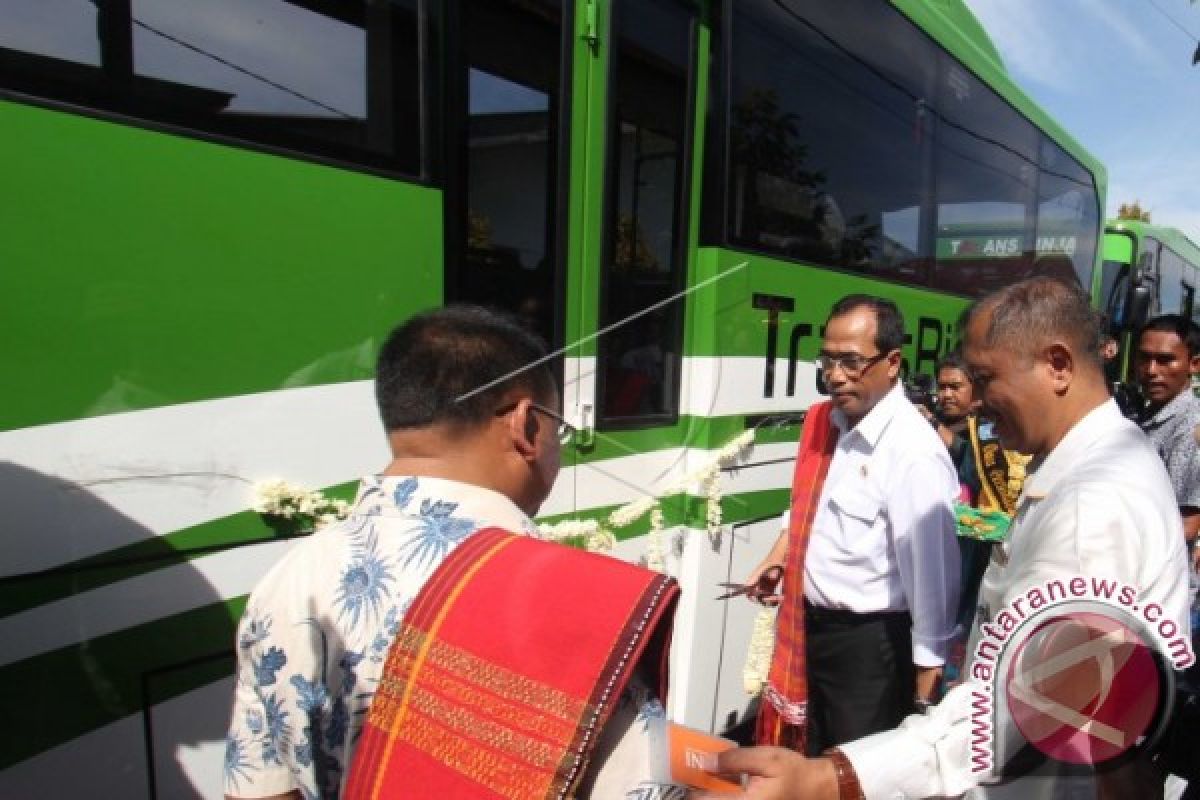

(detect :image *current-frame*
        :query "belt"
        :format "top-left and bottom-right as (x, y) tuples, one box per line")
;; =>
(803, 599), (910, 625)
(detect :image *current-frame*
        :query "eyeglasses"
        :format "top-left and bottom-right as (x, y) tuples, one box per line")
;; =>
(531, 403), (577, 445)
(495, 402), (576, 445)
(817, 352), (888, 377)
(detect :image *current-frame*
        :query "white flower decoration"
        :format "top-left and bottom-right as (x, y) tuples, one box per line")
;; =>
(252, 480), (351, 532)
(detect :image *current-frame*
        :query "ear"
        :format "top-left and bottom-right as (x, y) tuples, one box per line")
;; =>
(885, 349), (902, 381)
(505, 397), (539, 461)
(1189, 353), (1200, 376)
(1044, 342), (1074, 394)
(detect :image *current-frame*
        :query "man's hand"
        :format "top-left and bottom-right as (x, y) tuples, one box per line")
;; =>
(915, 665), (942, 704)
(741, 534), (788, 607)
(688, 747), (838, 800)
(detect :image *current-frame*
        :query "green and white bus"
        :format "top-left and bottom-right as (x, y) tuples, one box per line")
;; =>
(1, 1), (1105, 796)
(1102, 220), (1200, 329)
(1099, 221), (1200, 388)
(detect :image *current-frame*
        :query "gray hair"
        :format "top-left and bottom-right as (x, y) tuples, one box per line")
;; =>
(964, 277), (1102, 368)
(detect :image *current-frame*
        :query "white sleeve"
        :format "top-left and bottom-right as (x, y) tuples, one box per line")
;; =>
(1000, 484), (1189, 635)
(889, 454), (961, 666)
(839, 682), (987, 798)
(841, 482), (1192, 798)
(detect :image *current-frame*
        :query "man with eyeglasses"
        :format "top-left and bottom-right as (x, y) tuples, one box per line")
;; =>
(743, 295), (960, 757)
(225, 305), (679, 800)
(696, 278), (1191, 800)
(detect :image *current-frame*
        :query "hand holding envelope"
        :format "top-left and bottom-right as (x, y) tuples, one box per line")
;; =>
(685, 747), (841, 800)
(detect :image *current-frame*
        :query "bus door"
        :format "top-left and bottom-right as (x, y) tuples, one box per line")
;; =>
(564, 0), (719, 729)
(442, 0), (699, 528)
(445, 0), (719, 729)
(443, 1), (567, 355)
(442, 0), (578, 517)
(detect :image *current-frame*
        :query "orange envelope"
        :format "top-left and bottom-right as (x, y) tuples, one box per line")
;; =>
(647, 716), (743, 794)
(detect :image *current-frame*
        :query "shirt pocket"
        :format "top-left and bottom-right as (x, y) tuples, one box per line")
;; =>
(828, 479), (884, 525)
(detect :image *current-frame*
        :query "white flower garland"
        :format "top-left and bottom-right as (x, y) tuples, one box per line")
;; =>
(539, 429), (757, 568)
(743, 605), (778, 695)
(534, 518), (618, 553)
(254, 430), (757, 563)
(252, 479), (351, 531)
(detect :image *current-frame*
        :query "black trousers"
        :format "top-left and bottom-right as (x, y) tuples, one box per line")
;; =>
(804, 602), (915, 756)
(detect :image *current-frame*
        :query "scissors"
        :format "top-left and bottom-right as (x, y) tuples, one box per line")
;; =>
(716, 564), (784, 601)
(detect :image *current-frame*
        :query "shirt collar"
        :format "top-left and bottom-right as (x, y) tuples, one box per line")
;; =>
(1021, 399), (1122, 501)
(1142, 387), (1194, 428)
(352, 474), (538, 535)
(832, 381), (904, 448)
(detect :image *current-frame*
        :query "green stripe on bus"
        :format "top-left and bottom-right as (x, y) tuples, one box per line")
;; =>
(3, 417), (801, 617)
(534, 486), (791, 542)
(0, 485), (793, 768)
(0, 597), (246, 770)
(572, 413), (785, 463)
(0, 483), (356, 619)
(1, 493), (805, 770)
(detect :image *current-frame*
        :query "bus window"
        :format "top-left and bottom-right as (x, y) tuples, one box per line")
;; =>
(596, 0), (694, 425)
(1159, 245), (1186, 315)
(451, 0), (563, 347)
(0, 0), (422, 175)
(930, 56), (1038, 297)
(725, 0), (936, 283)
(1035, 137), (1099, 289)
(1143, 237), (1163, 314)
(1099, 259), (1130, 327)
(0, 0), (101, 66)
(132, 2), (366, 123)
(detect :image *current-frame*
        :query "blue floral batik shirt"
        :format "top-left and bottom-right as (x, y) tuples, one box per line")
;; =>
(224, 476), (680, 800)
(224, 475), (539, 799)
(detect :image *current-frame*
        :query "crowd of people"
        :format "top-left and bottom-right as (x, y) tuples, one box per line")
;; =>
(223, 277), (1197, 800)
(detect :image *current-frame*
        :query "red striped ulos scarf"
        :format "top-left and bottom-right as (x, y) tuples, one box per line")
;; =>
(344, 527), (679, 799)
(756, 400), (838, 749)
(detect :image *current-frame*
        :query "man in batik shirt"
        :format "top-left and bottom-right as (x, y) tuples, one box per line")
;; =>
(224, 306), (680, 800)
(1136, 314), (1200, 568)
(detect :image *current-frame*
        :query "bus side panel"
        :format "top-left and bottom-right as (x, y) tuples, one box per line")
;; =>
(0, 99), (442, 797)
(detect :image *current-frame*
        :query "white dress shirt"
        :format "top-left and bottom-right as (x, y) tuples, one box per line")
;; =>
(840, 400), (1193, 798)
(802, 382), (961, 666)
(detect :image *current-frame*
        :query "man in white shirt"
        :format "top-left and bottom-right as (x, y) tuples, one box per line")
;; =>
(702, 278), (1192, 799)
(746, 295), (960, 754)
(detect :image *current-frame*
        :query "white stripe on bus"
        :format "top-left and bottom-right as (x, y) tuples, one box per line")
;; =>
(1, 358), (816, 577)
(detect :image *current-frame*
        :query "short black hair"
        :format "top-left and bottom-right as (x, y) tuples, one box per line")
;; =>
(1138, 314), (1200, 357)
(963, 277), (1102, 368)
(828, 294), (905, 354)
(375, 305), (557, 432)
(937, 349), (968, 375)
